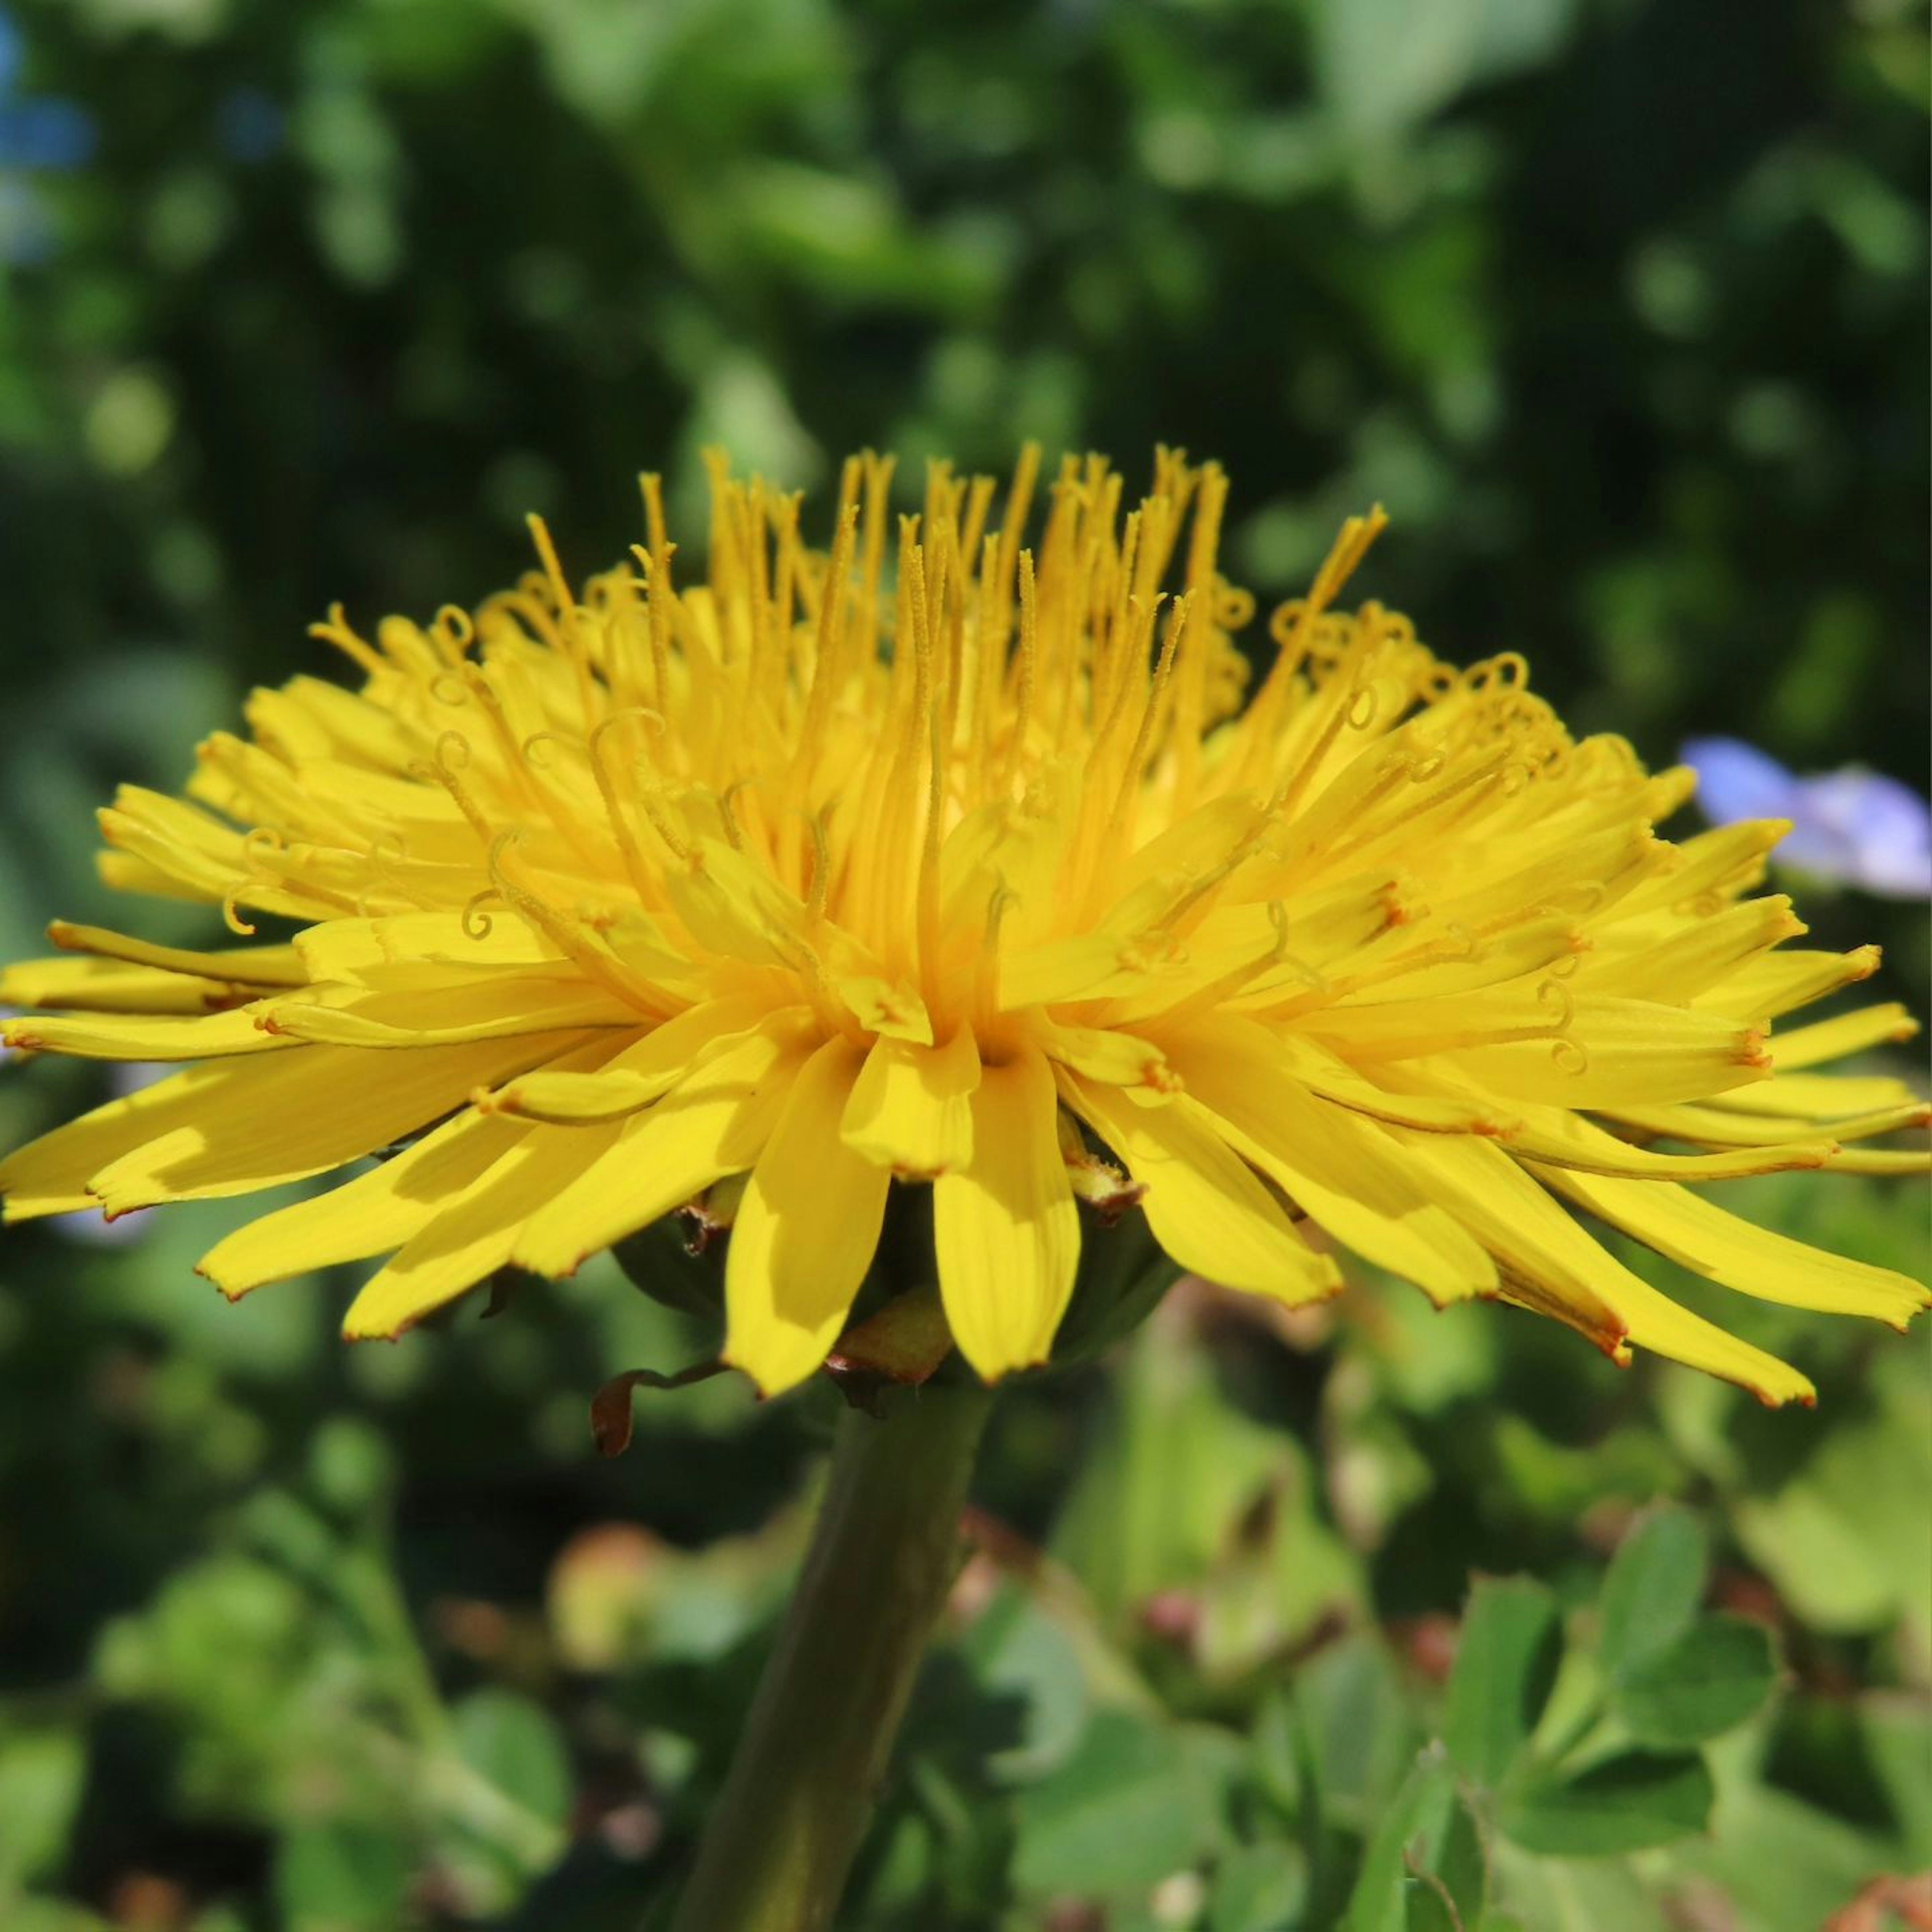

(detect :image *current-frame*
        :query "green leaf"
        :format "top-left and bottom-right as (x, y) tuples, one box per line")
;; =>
(1597, 1507), (1707, 1680)
(275, 1822), (412, 1932)
(1012, 1710), (1236, 1900)
(451, 1688), (574, 1836)
(1296, 1634), (1424, 1823)
(1210, 1841), (1310, 1932)
(1499, 1750), (1713, 1856)
(1669, 1778), (1905, 1930)
(1346, 1750), (1454, 1932)
(612, 1219), (725, 1321)
(1411, 1793), (1487, 1932)
(960, 1583), (1092, 1783)
(1487, 1842), (1661, 1931)
(1345, 1747), (1487, 1932)
(0, 1724), (88, 1888)
(1442, 1577), (1563, 1787)
(1352, 1754), (1484, 1932)
(1862, 1693), (1932, 1860)
(1733, 1350), (1932, 1651)
(1612, 1615), (1779, 1746)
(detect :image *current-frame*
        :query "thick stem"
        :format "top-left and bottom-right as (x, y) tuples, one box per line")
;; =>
(668, 1382), (995, 1932)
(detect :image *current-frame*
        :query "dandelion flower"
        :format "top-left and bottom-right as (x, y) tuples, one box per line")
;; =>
(2, 451), (1925, 1403)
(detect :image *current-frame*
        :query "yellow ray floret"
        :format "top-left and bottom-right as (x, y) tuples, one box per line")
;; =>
(1, 448), (1925, 1404)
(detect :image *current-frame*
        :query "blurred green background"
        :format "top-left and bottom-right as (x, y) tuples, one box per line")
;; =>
(0, 1), (1926, 1928)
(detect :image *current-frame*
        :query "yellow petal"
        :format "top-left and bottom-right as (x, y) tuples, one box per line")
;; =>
(1417, 1002), (1767, 1108)
(484, 995), (786, 1123)
(256, 973), (633, 1048)
(1600, 1098), (1928, 1149)
(1612, 819), (1786, 917)
(0, 1006), (290, 1061)
(512, 1016), (815, 1277)
(828, 972), (934, 1045)
(1028, 1018), (1177, 1094)
(840, 1024), (981, 1175)
(1768, 1002), (1919, 1072)
(342, 1119), (628, 1338)
(200, 1109), (530, 1295)
(82, 1033), (593, 1214)
(0, 956), (254, 1016)
(1693, 945), (1880, 1020)
(1581, 896), (1804, 1000)
(725, 1037), (891, 1395)
(1484, 1103), (1835, 1181)
(1302, 984), (1763, 1076)
(1164, 1017), (1496, 1303)
(2, 1062), (233, 1218)
(1063, 1070), (1339, 1305)
(43, 920), (308, 985)
(1266, 1031), (1517, 1136)
(1532, 1166), (1930, 1330)
(1385, 1128), (1815, 1405)
(295, 910), (564, 981)
(997, 932), (1156, 1009)
(933, 1049), (1080, 1381)
(1707, 1072), (1919, 1119)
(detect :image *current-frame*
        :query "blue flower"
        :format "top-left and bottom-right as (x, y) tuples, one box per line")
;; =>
(1683, 736), (1932, 900)
(217, 87), (284, 165)
(0, 5), (97, 264)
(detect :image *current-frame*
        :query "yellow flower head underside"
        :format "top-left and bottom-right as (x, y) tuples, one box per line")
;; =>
(3, 450), (1926, 1402)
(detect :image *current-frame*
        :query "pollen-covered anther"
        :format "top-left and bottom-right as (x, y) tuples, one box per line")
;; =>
(1064, 1148), (1147, 1226)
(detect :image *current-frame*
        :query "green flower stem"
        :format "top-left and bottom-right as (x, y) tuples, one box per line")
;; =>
(668, 1381), (996, 1932)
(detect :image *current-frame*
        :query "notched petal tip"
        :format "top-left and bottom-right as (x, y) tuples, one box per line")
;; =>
(205, 1276), (250, 1306)
(340, 1312), (411, 1343)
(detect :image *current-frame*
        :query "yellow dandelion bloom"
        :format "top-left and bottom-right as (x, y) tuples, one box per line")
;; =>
(2, 450), (1926, 1403)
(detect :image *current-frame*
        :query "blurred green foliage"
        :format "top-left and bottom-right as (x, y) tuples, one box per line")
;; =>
(0, 0), (1927, 1926)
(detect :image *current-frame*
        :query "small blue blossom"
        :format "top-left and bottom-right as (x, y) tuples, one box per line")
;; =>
(1684, 735), (1932, 900)
(0, 5), (97, 264)
(217, 87), (284, 165)
(0, 94), (96, 170)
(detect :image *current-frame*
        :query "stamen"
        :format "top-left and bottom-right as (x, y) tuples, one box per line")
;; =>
(461, 889), (501, 940)
(410, 732), (495, 849)
(221, 888), (258, 937)
(307, 603), (385, 679)
(487, 831), (665, 1015)
(587, 709), (665, 903)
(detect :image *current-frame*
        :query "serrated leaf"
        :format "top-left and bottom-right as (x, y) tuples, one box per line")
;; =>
(1612, 1614), (1778, 1746)
(1499, 1750), (1713, 1856)
(1442, 1578), (1563, 1788)
(1598, 1507), (1707, 1679)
